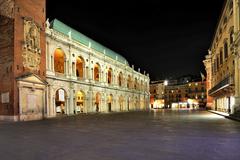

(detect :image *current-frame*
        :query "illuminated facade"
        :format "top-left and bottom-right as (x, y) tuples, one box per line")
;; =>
(150, 80), (165, 108)
(164, 81), (206, 109)
(150, 79), (207, 109)
(45, 19), (150, 117)
(0, 0), (150, 121)
(203, 0), (240, 114)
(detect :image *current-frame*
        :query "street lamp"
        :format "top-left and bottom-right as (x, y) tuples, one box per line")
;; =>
(164, 80), (168, 86)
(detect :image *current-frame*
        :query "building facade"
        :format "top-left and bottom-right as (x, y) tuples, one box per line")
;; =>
(203, 0), (240, 115)
(150, 80), (165, 108)
(45, 19), (150, 118)
(164, 80), (206, 109)
(150, 78), (207, 109)
(0, 0), (150, 121)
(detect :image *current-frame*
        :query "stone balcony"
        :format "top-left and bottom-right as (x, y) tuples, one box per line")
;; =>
(208, 75), (234, 96)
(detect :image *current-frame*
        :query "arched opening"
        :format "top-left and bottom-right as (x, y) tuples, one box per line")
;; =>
(140, 97), (144, 110)
(76, 56), (85, 79)
(127, 75), (131, 89)
(76, 91), (85, 113)
(108, 94), (113, 112)
(127, 97), (130, 111)
(135, 97), (138, 109)
(119, 95), (124, 111)
(107, 68), (112, 84)
(55, 89), (67, 115)
(134, 78), (138, 90)
(54, 48), (65, 74)
(118, 72), (123, 87)
(94, 63), (100, 81)
(95, 92), (101, 112)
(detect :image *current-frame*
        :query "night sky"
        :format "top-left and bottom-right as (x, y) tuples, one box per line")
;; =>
(47, 0), (224, 81)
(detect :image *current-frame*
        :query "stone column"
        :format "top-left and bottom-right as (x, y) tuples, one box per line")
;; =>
(86, 90), (93, 113)
(66, 97), (70, 115)
(52, 96), (56, 117)
(64, 58), (67, 76)
(51, 55), (54, 72)
(69, 89), (74, 115)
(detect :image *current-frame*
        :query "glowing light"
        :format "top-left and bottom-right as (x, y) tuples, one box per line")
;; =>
(164, 80), (168, 86)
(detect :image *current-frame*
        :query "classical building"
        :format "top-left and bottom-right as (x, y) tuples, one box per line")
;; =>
(0, 0), (150, 121)
(203, 0), (240, 115)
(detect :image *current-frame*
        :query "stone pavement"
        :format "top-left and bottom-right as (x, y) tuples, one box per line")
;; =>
(0, 110), (240, 160)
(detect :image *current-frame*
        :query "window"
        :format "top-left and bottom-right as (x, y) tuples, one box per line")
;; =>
(107, 68), (112, 84)
(217, 56), (220, 70)
(54, 48), (65, 74)
(118, 72), (123, 87)
(220, 50), (223, 64)
(230, 29), (234, 44)
(94, 63), (100, 81)
(76, 56), (84, 78)
(224, 42), (228, 59)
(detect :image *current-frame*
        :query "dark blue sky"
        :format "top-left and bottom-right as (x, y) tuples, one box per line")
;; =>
(47, 0), (224, 80)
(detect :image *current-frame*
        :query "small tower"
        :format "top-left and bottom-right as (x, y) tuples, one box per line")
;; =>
(0, 0), (47, 121)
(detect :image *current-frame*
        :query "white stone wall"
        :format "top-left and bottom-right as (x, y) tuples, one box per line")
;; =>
(45, 27), (150, 117)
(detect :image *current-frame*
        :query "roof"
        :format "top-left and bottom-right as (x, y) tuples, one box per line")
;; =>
(50, 19), (129, 65)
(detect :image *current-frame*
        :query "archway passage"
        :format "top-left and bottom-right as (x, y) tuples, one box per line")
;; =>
(94, 63), (100, 81)
(108, 94), (113, 112)
(54, 48), (65, 74)
(76, 56), (84, 79)
(55, 89), (67, 115)
(76, 91), (85, 113)
(127, 97), (130, 111)
(119, 96), (124, 111)
(135, 97), (139, 110)
(95, 92), (101, 112)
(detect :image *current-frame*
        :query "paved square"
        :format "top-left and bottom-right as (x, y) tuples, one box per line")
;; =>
(0, 110), (240, 160)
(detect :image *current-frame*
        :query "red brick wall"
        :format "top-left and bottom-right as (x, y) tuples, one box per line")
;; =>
(12, 0), (46, 115)
(0, 15), (14, 115)
(0, 0), (46, 116)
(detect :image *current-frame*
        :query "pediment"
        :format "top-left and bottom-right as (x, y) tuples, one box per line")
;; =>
(16, 73), (47, 85)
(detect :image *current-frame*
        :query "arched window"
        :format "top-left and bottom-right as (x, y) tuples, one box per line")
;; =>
(127, 75), (131, 89)
(107, 68), (112, 84)
(76, 56), (84, 79)
(220, 50), (223, 65)
(224, 41), (228, 59)
(134, 78), (138, 90)
(54, 48), (65, 74)
(118, 72), (123, 87)
(94, 63), (100, 81)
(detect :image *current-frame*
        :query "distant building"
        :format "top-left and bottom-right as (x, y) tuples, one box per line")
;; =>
(203, 0), (240, 115)
(150, 80), (165, 108)
(150, 76), (207, 109)
(164, 80), (206, 109)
